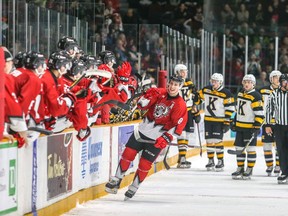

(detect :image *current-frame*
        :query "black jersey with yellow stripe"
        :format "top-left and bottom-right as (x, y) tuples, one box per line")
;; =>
(236, 88), (264, 129)
(179, 78), (195, 111)
(194, 85), (235, 122)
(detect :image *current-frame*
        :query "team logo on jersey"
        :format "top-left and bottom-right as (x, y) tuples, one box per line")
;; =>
(207, 97), (217, 117)
(153, 103), (172, 118)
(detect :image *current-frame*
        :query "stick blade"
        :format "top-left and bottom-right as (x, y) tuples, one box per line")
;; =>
(227, 149), (242, 155)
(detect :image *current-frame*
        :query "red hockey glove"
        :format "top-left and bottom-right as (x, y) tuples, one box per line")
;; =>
(154, 132), (173, 149)
(144, 87), (159, 99)
(12, 133), (26, 148)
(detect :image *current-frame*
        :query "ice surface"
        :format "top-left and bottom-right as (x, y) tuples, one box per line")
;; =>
(62, 147), (288, 216)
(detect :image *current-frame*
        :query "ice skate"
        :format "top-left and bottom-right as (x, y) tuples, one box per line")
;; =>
(215, 159), (224, 172)
(277, 175), (288, 184)
(124, 185), (138, 201)
(266, 166), (273, 176)
(177, 156), (191, 169)
(274, 166), (281, 176)
(232, 167), (244, 180)
(105, 177), (121, 194)
(242, 167), (253, 180)
(205, 159), (215, 171)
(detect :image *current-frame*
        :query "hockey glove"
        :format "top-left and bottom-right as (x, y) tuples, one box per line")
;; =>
(191, 106), (201, 123)
(230, 116), (237, 132)
(222, 119), (231, 133)
(144, 87), (159, 99)
(252, 124), (261, 136)
(62, 92), (77, 108)
(12, 132), (26, 148)
(154, 132), (173, 149)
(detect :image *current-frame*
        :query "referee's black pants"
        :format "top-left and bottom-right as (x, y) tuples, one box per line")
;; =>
(274, 125), (288, 176)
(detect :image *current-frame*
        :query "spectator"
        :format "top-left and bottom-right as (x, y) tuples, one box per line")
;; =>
(220, 3), (235, 25)
(256, 71), (270, 90)
(237, 3), (249, 24)
(247, 53), (262, 78)
(280, 54), (288, 74)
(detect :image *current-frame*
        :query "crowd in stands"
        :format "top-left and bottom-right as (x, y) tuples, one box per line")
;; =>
(8, 0), (288, 90)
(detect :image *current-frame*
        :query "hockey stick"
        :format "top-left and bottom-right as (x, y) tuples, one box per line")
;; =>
(163, 146), (171, 170)
(196, 123), (202, 157)
(136, 138), (221, 152)
(91, 99), (130, 111)
(28, 127), (54, 135)
(227, 132), (257, 155)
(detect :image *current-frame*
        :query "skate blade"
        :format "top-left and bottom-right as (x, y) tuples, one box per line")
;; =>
(124, 196), (131, 201)
(177, 165), (191, 169)
(277, 180), (288, 184)
(242, 176), (251, 180)
(105, 187), (118, 194)
(206, 167), (215, 171)
(267, 172), (272, 177)
(232, 176), (243, 180)
(215, 168), (224, 172)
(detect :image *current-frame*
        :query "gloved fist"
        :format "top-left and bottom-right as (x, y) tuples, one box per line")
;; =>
(63, 92), (77, 107)
(154, 132), (173, 149)
(144, 87), (159, 99)
(191, 106), (201, 123)
(12, 133), (26, 148)
(252, 125), (261, 135)
(75, 88), (88, 99)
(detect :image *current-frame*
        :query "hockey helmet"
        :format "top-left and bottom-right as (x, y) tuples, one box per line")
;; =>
(242, 74), (256, 85)
(98, 50), (116, 65)
(269, 70), (281, 83)
(68, 59), (87, 76)
(24, 51), (46, 70)
(80, 54), (99, 69)
(174, 64), (188, 75)
(13, 51), (27, 68)
(210, 73), (224, 85)
(48, 51), (72, 71)
(170, 75), (184, 86)
(57, 36), (79, 52)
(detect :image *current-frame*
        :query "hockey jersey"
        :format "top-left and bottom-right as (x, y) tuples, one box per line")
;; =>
(259, 85), (278, 124)
(179, 78), (195, 110)
(235, 88), (264, 129)
(194, 85), (235, 122)
(137, 88), (188, 140)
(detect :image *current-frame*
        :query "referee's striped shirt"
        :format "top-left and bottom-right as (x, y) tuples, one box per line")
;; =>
(266, 88), (288, 125)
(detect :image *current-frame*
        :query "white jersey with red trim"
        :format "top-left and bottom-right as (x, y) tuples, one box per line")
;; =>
(137, 89), (188, 140)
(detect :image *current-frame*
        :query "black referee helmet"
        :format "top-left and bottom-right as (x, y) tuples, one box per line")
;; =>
(279, 74), (288, 87)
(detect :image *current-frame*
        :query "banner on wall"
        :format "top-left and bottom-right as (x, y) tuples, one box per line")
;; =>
(0, 142), (17, 215)
(47, 133), (73, 200)
(118, 125), (134, 164)
(80, 127), (106, 187)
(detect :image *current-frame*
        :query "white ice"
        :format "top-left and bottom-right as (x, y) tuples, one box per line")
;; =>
(62, 147), (288, 216)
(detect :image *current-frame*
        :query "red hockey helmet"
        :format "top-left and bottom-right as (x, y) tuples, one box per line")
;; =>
(128, 75), (138, 93)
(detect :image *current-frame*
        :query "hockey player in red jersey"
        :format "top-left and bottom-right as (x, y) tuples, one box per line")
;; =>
(39, 51), (77, 130)
(105, 76), (188, 200)
(1, 46), (28, 147)
(60, 58), (91, 141)
(10, 51), (45, 115)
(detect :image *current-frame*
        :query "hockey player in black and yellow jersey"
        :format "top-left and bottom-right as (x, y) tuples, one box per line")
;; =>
(232, 74), (264, 180)
(259, 70), (281, 176)
(174, 64), (200, 168)
(194, 73), (235, 171)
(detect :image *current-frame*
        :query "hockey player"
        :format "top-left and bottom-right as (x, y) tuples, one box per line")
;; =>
(266, 74), (288, 184)
(2, 46), (28, 147)
(57, 36), (79, 58)
(39, 51), (77, 131)
(60, 58), (91, 141)
(105, 76), (188, 200)
(231, 74), (264, 180)
(174, 64), (200, 168)
(194, 73), (235, 171)
(259, 70), (281, 176)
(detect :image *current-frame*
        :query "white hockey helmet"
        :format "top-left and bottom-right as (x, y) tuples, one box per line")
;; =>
(269, 70), (281, 83)
(242, 74), (256, 85)
(210, 73), (224, 85)
(174, 64), (187, 75)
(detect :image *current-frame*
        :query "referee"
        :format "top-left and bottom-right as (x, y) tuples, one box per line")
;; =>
(266, 73), (288, 184)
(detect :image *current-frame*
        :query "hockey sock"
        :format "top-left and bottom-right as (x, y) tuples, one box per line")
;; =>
(177, 138), (188, 161)
(206, 143), (215, 159)
(236, 146), (246, 167)
(263, 143), (273, 167)
(215, 142), (224, 160)
(247, 151), (256, 168)
(132, 157), (153, 187)
(275, 148), (280, 166)
(115, 147), (138, 179)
